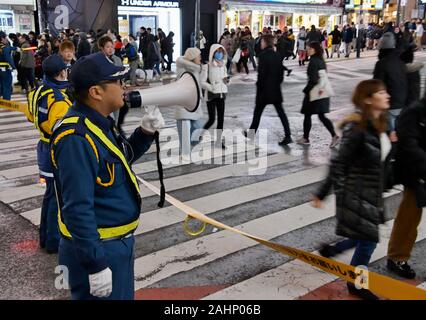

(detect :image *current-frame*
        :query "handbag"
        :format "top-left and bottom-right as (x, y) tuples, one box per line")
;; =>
(309, 70), (334, 102)
(232, 48), (241, 63)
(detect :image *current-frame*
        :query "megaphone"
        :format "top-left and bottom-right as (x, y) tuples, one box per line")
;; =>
(126, 72), (201, 113)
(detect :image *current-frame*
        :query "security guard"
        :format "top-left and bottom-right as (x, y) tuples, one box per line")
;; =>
(51, 52), (165, 300)
(0, 31), (15, 100)
(27, 54), (72, 253)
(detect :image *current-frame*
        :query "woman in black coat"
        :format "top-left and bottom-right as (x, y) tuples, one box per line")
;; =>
(298, 42), (339, 147)
(312, 79), (394, 300)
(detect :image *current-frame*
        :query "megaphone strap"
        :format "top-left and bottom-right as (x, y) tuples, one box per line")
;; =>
(154, 131), (166, 208)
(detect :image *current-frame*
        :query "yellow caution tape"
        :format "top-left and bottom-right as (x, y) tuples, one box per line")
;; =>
(0, 98), (28, 117)
(137, 176), (426, 300)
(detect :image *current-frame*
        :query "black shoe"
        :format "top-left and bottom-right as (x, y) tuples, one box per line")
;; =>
(299, 60), (302, 66)
(386, 259), (416, 279)
(46, 247), (58, 254)
(279, 136), (293, 146)
(347, 284), (379, 300)
(287, 69), (292, 77)
(318, 244), (337, 258)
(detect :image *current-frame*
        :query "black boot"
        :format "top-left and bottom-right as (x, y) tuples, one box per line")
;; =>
(386, 259), (416, 279)
(299, 60), (302, 66)
(279, 136), (293, 146)
(347, 283), (379, 300)
(318, 244), (338, 258)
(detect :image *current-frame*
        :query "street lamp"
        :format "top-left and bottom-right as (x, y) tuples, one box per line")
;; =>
(195, 0), (201, 49)
(356, 0), (364, 58)
(396, 0), (402, 26)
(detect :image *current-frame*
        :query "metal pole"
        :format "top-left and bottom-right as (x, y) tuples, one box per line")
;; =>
(195, 0), (201, 49)
(357, 0), (363, 58)
(396, 0), (402, 26)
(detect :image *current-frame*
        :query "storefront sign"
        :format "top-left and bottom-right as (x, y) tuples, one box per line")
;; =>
(345, 0), (384, 10)
(246, 0), (328, 3)
(118, 0), (179, 7)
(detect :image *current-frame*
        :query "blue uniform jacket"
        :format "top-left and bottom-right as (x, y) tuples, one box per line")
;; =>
(52, 103), (154, 274)
(0, 45), (16, 69)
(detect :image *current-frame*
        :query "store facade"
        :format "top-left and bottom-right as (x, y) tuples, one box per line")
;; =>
(0, 0), (36, 34)
(117, 0), (182, 56)
(218, 0), (343, 34)
(344, 0), (384, 25)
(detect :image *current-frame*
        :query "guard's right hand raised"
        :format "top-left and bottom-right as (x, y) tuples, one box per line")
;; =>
(88, 267), (112, 298)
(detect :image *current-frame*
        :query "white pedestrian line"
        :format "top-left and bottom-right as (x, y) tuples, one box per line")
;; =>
(134, 165), (328, 235)
(134, 196), (336, 289)
(0, 111), (23, 117)
(134, 189), (401, 290)
(0, 143), (260, 203)
(205, 198), (423, 300)
(0, 116), (27, 124)
(132, 143), (258, 175)
(20, 208), (42, 226)
(0, 165), (38, 180)
(418, 282), (426, 290)
(0, 150), (36, 163)
(20, 153), (298, 227)
(0, 138), (39, 151)
(0, 138), (227, 180)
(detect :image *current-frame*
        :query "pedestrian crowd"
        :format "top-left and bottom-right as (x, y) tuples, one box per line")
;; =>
(0, 18), (426, 301)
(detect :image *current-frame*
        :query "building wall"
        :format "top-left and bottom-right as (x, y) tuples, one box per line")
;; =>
(181, 0), (219, 53)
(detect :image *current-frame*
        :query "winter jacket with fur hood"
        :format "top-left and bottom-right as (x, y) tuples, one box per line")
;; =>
(316, 113), (394, 243)
(201, 44), (228, 98)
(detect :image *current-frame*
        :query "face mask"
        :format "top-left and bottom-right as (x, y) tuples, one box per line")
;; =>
(214, 51), (224, 61)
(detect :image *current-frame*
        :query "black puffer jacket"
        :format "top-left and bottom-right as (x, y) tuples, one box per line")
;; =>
(373, 49), (407, 110)
(394, 101), (426, 191)
(316, 114), (394, 243)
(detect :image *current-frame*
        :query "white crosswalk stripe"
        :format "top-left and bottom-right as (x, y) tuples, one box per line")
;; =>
(0, 91), (424, 300)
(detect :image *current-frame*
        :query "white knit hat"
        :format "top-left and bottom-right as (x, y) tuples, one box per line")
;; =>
(183, 47), (201, 61)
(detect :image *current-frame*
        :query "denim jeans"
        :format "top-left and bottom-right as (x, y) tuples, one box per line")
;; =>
(334, 238), (377, 267)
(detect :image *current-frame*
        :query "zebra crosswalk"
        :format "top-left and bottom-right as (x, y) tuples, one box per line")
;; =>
(0, 92), (425, 300)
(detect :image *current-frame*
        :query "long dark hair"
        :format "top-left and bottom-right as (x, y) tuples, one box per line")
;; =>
(308, 41), (323, 58)
(352, 79), (388, 133)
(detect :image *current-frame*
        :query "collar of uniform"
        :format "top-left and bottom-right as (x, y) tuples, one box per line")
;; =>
(73, 103), (112, 133)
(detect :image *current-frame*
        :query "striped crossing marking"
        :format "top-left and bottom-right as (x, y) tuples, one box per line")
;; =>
(204, 207), (426, 300)
(1, 91), (425, 300)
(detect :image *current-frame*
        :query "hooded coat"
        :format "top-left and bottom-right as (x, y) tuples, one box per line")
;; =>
(201, 44), (228, 98)
(77, 32), (91, 59)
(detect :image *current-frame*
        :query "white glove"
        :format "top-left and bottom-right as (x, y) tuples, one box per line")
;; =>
(140, 106), (165, 134)
(88, 267), (112, 298)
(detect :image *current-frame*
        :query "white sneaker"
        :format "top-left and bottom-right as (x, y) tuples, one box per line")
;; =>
(296, 137), (310, 145)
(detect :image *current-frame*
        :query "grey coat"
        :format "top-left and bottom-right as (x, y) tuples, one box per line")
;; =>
(19, 42), (35, 69)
